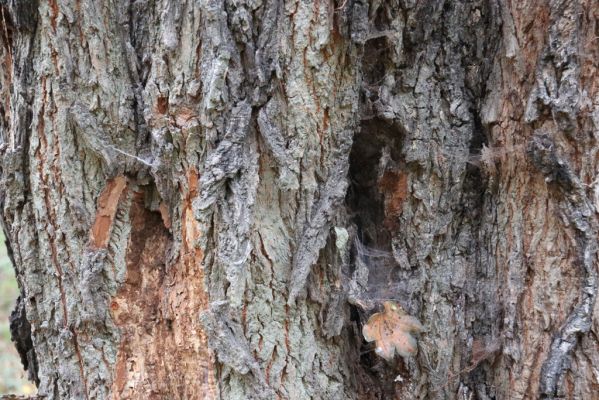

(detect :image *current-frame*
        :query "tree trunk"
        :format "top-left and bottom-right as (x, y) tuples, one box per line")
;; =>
(0, 0), (597, 399)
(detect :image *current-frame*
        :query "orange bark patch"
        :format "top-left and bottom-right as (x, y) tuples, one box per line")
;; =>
(182, 169), (202, 263)
(158, 202), (171, 229)
(187, 168), (199, 197)
(89, 176), (128, 249)
(49, 0), (59, 32)
(174, 107), (198, 128)
(110, 172), (216, 400)
(156, 96), (168, 114)
(379, 170), (409, 229)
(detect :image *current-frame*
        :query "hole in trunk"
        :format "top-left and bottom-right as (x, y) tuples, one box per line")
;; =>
(346, 117), (409, 397)
(346, 118), (404, 250)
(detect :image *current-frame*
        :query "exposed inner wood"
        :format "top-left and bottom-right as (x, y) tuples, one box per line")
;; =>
(110, 183), (216, 400)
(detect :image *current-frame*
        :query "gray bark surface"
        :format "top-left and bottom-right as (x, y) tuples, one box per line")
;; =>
(0, 0), (597, 399)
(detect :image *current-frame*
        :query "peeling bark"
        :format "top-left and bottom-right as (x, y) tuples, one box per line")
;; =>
(0, 1), (597, 399)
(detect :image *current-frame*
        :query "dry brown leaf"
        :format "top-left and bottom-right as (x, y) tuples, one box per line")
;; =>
(362, 301), (424, 361)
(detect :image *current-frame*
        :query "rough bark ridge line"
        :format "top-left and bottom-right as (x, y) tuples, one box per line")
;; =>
(528, 134), (598, 398)
(1, 0), (38, 385)
(287, 148), (351, 305)
(199, 300), (273, 399)
(521, 1), (598, 397)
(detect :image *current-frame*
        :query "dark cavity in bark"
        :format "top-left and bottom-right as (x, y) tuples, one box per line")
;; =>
(9, 295), (39, 385)
(345, 116), (408, 397)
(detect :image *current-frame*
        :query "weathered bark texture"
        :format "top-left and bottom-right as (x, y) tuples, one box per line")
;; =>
(0, 0), (597, 399)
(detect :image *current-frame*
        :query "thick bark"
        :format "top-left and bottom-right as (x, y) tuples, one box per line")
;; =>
(0, 1), (597, 399)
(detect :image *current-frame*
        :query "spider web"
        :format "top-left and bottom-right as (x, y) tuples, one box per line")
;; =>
(347, 238), (407, 311)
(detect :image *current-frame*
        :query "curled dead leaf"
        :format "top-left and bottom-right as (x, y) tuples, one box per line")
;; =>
(362, 301), (424, 361)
